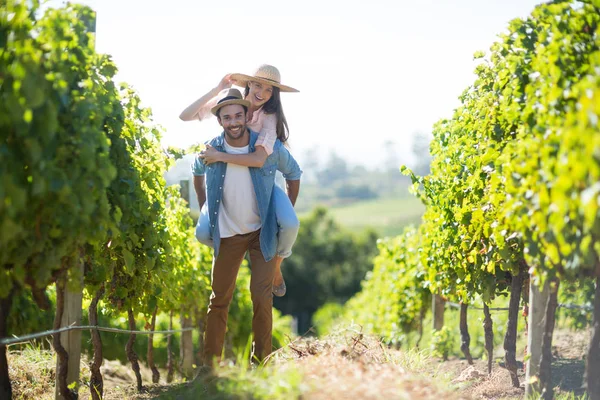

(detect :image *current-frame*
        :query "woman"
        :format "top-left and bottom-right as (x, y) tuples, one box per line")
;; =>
(179, 64), (299, 297)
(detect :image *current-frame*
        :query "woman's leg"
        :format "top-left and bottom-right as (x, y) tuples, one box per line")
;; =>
(195, 203), (214, 248)
(273, 185), (299, 296)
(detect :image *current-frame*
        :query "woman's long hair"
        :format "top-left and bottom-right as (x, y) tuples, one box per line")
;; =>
(244, 85), (289, 144)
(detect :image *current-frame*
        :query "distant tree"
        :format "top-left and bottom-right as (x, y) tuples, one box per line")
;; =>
(335, 183), (378, 200)
(350, 164), (369, 177)
(301, 148), (320, 183)
(274, 207), (379, 333)
(316, 151), (349, 185)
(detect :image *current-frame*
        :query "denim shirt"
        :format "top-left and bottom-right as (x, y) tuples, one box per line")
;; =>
(192, 129), (302, 262)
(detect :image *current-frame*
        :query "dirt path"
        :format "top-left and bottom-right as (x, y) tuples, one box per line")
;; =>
(100, 328), (589, 400)
(9, 329), (589, 399)
(98, 331), (468, 400)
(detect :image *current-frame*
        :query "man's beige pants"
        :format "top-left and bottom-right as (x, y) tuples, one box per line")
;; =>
(202, 229), (276, 364)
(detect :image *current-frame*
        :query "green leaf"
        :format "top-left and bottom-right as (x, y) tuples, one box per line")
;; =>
(123, 249), (135, 273)
(23, 109), (33, 123)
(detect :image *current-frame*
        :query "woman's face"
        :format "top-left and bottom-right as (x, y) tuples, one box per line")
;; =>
(247, 81), (273, 108)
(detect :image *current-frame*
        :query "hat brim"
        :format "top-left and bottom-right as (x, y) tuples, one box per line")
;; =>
(211, 99), (252, 116)
(230, 73), (299, 93)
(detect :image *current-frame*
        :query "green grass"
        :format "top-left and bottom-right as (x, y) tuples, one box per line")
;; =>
(9, 341), (62, 399)
(301, 195), (424, 237)
(153, 346), (304, 400)
(165, 364), (304, 400)
(154, 329), (457, 400)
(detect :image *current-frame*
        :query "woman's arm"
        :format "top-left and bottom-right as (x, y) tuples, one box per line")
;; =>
(201, 145), (269, 168)
(179, 75), (232, 121)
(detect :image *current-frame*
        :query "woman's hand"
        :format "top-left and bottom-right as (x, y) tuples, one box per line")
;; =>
(216, 74), (234, 92)
(199, 144), (222, 165)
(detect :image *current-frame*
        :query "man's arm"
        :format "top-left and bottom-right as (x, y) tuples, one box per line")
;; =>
(277, 142), (302, 181)
(276, 143), (302, 206)
(193, 175), (206, 209)
(285, 179), (300, 206)
(191, 154), (207, 208)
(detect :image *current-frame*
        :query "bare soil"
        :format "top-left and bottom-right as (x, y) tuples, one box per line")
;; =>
(8, 328), (589, 399)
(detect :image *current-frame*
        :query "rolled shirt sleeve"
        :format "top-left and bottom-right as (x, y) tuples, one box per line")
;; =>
(192, 156), (206, 176)
(275, 142), (302, 180)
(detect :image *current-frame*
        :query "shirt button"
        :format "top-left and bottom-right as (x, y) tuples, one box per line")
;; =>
(212, 224), (215, 227)
(219, 187), (222, 189)
(222, 175), (225, 177)
(214, 212), (217, 215)
(217, 199), (220, 202)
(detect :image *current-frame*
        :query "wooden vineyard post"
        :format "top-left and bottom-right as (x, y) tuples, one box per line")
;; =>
(525, 277), (550, 398)
(179, 180), (194, 377)
(55, 258), (84, 400)
(180, 309), (194, 378)
(167, 311), (175, 383)
(416, 304), (426, 348)
(586, 274), (600, 400)
(539, 278), (559, 400)
(432, 294), (445, 331)
(55, 11), (97, 400)
(179, 180), (190, 204)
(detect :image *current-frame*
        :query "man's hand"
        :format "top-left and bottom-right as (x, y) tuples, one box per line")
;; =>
(199, 144), (222, 165)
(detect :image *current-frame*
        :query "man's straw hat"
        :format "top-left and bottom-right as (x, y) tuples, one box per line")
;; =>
(210, 88), (251, 116)
(231, 64), (299, 93)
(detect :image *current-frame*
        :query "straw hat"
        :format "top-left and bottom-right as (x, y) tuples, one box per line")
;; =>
(211, 88), (251, 116)
(230, 64), (299, 93)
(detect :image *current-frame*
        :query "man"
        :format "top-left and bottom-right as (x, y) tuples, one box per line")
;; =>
(192, 87), (302, 364)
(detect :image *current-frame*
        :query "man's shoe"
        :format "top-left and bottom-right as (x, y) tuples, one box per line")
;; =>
(273, 280), (286, 297)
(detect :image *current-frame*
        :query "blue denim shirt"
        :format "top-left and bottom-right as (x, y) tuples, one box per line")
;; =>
(192, 129), (302, 261)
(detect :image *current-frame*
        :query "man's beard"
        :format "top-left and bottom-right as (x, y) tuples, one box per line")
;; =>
(224, 125), (247, 141)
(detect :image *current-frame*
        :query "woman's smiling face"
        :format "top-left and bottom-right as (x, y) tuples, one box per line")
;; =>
(247, 81), (273, 108)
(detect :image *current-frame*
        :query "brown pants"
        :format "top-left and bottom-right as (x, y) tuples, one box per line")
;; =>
(202, 229), (276, 364)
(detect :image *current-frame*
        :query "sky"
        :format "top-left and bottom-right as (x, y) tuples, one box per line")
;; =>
(44, 0), (544, 169)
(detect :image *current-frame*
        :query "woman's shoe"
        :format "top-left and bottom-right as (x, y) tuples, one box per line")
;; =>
(273, 280), (286, 297)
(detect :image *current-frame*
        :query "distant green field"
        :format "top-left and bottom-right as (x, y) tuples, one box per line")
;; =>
(301, 196), (424, 238)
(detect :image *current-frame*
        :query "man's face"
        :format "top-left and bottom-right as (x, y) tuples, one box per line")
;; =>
(218, 104), (247, 141)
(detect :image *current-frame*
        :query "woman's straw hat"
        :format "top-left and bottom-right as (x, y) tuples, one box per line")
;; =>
(211, 88), (251, 116)
(231, 64), (299, 93)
